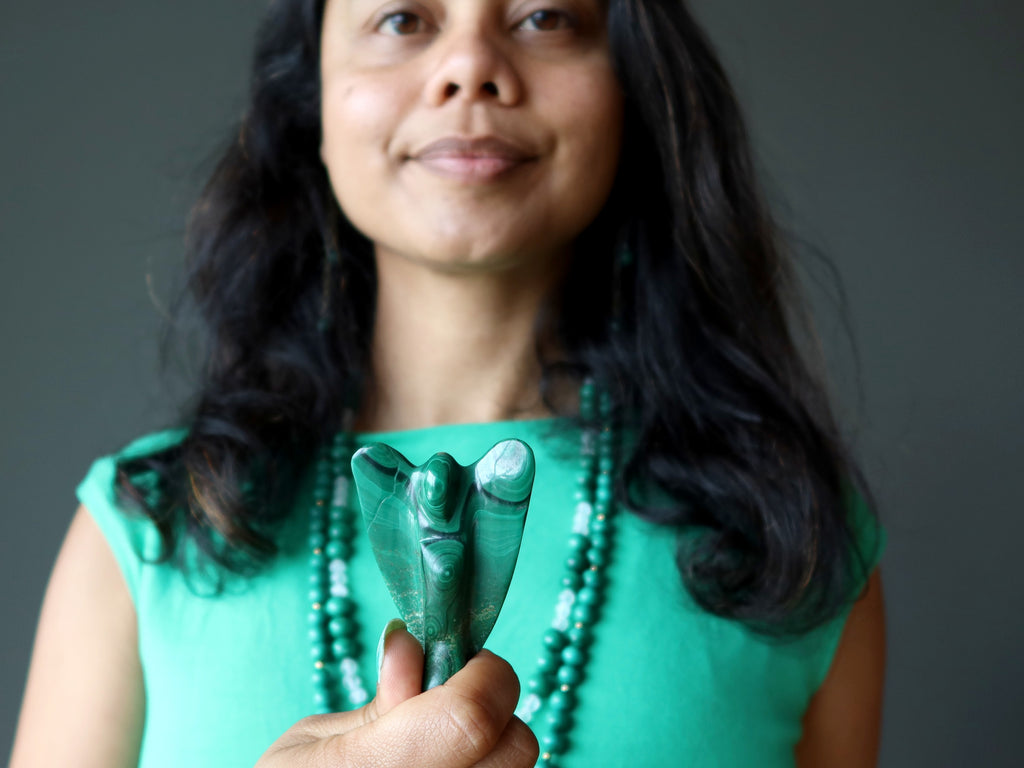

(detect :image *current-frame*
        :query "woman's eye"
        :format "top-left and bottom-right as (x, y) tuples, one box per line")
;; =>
(518, 9), (574, 32)
(378, 11), (428, 35)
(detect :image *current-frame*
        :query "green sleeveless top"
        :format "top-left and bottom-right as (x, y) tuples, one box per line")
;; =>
(77, 419), (885, 768)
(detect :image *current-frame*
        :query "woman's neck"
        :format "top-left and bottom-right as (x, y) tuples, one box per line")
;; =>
(355, 252), (563, 432)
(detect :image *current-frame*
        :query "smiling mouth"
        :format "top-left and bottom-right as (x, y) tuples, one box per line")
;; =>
(409, 136), (537, 183)
(412, 154), (535, 182)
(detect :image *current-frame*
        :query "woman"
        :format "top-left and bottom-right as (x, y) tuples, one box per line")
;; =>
(11, 0), (886, 766)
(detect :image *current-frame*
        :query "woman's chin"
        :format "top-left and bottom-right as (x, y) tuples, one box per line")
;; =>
(372, 235), (560, 277)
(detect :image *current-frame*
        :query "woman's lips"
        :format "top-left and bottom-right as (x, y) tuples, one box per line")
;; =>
(410, 136), (536, 182)
(415, 154), (530, 181)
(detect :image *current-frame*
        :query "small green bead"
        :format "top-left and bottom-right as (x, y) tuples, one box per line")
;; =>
(311, 668), (327, 686)
(328, 617), (345, 637)
(310, 643), (326, 660)
(308, 533), (326, 550)
(582, 568), (603, 589)
(566, 534), (586, 553)
(586, 547), (606, 567)
(589, 516), (608, 533)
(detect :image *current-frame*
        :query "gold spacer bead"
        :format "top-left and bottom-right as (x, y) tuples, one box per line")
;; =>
(574, 622), (584, 629)
(589, 565), (599, 572)
(560, 684), (570, 692)
(314, 660), (324, 669)
(542, 753), (552, 761)
(313, 547), (323, 555)
(312, 602), (322, 611)
(316, 499), (325, 506)
(596, 514), (606, 521)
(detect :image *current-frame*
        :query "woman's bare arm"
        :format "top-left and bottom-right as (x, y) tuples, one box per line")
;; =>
(795, 568), (887, 768)
(9, 505), (145, 768)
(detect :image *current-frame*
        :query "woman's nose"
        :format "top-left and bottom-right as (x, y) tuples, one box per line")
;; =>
(422, 26), (523, 108)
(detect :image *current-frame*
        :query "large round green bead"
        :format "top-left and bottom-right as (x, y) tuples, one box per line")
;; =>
(548, 687), (576, 711)
(561, 645), (585, 667)
(332, 638), (356, 658)
(324, 597), (345, 617)
(541, 732), (568, 753)
(567, 624), (592, 647)
(542, 629), (567, 651)
(556, 665), (581, 686)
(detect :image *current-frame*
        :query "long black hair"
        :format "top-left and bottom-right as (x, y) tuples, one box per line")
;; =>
(118, 0), (882, 636)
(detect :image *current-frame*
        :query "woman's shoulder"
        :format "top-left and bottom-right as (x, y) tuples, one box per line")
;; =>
(76, 427), (188, 524)
(75, 427), (189, 603)
(841, 482), (887, 592)
(113, 427), (190, 462)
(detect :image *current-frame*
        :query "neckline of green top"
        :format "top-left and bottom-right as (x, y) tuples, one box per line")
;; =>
(353, 416), (562, 443)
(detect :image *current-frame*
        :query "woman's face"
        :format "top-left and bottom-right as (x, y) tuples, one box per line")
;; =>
(320, 0), (624, 274)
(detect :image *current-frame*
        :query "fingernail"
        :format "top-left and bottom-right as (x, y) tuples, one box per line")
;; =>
(376, 618), (406, 677)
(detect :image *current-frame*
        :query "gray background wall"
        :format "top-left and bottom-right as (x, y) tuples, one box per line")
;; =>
(2, 1), (1021, 765)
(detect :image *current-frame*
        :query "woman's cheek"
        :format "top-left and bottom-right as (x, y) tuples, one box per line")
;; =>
(322, 78), (403, 215)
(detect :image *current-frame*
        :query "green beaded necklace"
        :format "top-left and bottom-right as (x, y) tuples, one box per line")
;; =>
(306, 380), (619, 767)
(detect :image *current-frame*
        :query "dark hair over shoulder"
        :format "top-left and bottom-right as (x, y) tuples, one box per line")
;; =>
(119, 0), (881, 636)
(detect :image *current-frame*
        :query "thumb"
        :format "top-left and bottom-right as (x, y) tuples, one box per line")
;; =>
(374, 618), (424, 715)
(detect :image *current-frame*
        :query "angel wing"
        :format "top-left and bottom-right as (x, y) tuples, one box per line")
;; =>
(350, 443), (427, 642)
(467, 440), (535, 651)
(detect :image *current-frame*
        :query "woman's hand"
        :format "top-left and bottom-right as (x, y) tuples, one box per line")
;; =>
(256, 625), (539, 768)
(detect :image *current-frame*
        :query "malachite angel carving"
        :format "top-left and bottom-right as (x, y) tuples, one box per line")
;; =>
(351, 439), (535, 690)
